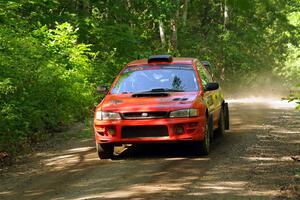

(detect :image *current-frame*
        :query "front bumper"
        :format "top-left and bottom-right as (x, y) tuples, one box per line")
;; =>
(94, 117), (206, 144)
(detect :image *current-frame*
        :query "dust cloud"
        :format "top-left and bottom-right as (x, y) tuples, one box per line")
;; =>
(221, 70), (299, 109)
(227, 97), (297, 108)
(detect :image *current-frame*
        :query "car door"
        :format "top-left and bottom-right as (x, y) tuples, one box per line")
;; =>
(207, 69), (223, 111)
(196, 62), (215, 112)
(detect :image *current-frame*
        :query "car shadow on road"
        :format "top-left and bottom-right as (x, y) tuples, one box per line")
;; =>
(113, 136), (224, 160)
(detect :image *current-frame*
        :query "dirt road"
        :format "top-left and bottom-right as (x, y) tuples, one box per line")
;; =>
(1, 100), (300, 200)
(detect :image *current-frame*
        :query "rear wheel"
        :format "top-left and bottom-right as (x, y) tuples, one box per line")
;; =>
(216, 108), (225, 136)
(224, 103), (230, 130)
(96, 143), (114, 159)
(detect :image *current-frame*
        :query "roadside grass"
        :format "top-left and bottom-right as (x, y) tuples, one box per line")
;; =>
(65, 127), (93, 139)
(52, 118), (94, 140)
(71, 118), (94, 139)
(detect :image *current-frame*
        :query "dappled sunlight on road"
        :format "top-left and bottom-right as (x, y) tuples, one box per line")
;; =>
(239, 190), (281, 197)
(43, 147), (96, 170)
(64, 147), (94, 153)
(0, 191), (12, 195)
(241, 156), (291, 162)
(187, 181), (248, 196)
(73, 182), (190, 200)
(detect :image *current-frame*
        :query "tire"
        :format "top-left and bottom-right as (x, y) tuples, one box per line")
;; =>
(96, 143), (114, 159)
(216, 107), (225, 137)
(224, 102), (230, 130)
(195, 115), (213, 155)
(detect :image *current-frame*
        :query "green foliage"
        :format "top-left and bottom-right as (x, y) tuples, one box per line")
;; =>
(0, 21), (95, 154)
(276, 10), (300, 109)
(289, 92), (300, 110)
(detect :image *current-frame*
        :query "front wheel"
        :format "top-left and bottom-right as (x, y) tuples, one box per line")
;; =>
(195, 115), (213, 155)
(96, 143), (114, 159)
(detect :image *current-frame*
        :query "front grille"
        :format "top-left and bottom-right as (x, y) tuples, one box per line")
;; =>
(121, 125), (169, 138)
(122, 112), (168, 119)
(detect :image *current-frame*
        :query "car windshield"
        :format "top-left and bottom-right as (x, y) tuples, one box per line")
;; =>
(111, 64), (199, 94)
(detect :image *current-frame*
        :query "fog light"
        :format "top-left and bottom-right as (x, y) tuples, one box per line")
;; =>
(175, 125), (184, 135)
(97, 131), (105, 136)
(107, 126), (116, 136)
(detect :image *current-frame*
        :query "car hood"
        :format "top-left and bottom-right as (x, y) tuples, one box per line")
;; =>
(99, 92), (200, 112)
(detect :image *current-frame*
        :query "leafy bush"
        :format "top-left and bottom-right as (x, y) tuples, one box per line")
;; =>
(288, 84), (300, 110)
(0, 23), (95, 154)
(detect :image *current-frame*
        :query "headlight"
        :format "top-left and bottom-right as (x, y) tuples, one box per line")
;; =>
(170, 109), (198, 118)
(95, 111), (121, 120)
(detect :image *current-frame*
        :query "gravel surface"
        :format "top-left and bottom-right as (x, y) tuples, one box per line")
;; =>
(1, 101), (300, 200)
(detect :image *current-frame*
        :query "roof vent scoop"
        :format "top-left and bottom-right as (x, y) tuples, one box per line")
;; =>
(148, 55), (173, 63)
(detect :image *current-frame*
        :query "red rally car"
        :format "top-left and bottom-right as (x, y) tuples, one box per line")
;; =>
(94, 55), (229, 159)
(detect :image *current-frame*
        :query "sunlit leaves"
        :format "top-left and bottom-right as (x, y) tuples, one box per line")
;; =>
(0, 21), (94, 154)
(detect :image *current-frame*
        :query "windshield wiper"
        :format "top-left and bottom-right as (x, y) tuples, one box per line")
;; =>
(131, 88), (184, 97)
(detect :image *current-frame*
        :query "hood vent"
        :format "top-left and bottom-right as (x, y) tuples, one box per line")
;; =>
(172, 98), (188, 101)
(132, 92), (169, 98)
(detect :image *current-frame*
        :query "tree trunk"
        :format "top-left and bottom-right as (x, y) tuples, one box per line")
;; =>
(170, 18), (177, 51)
(126, 0), (134, 28)
(170, 10), (179, 51)
(221, 0), (228, 80)
(223, 0), (229, 30)
(159, 20), (166, 50)
(82, 0), (90, 14)
(182, 0), (189, 26)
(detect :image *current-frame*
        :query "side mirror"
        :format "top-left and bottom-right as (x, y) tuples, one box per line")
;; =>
(97, 85), (109, 94)
(204, 82), (219, 91)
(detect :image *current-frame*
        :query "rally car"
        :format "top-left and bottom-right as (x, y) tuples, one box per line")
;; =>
(94, 55), (229, 159)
